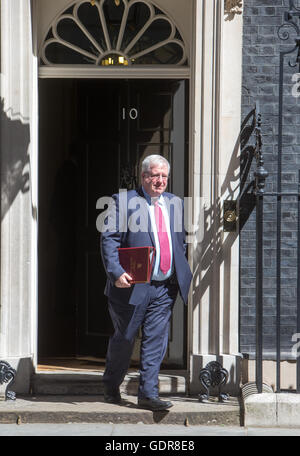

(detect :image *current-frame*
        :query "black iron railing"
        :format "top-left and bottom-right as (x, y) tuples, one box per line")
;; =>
(253, 103), (268, 393)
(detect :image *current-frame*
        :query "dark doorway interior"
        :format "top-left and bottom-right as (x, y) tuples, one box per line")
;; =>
(38, 78), (188, 367)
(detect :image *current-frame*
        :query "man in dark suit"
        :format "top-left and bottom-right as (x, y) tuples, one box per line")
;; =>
(100, 155), (192, 411)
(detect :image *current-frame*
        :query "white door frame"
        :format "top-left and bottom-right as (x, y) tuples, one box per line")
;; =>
(36, 66), (193, 371)
(39, 65), (190, 79)
(34, 0), (195, 374)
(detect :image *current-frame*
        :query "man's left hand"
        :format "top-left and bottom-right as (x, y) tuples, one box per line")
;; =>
(115, 272), (133, 288)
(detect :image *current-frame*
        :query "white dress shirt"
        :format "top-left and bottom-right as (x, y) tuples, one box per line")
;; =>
(142, 187), (173, 280)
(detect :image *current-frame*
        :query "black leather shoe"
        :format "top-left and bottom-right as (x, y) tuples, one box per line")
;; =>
(104, 389), (121, 404)
(138, 397), (173, 411)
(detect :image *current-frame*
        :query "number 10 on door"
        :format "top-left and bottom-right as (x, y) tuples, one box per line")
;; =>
(122, 108), (138, 120)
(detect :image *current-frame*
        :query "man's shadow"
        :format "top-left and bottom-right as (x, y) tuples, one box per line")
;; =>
(0, 98), (30, 220)
(190, 105), (257, 382)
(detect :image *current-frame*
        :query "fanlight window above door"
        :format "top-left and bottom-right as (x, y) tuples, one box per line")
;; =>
(40, 0), (187, 66)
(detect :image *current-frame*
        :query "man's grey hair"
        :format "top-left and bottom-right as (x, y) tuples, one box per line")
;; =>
(141, 155), (170, 174)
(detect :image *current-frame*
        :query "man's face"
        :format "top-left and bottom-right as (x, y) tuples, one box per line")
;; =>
(142, 164), (169, 198)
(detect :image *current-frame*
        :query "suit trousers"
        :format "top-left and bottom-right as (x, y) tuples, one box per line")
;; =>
(102, 280), (178, 399)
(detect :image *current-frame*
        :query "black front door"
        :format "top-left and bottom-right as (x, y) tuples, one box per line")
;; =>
(38, 78), (188, 367)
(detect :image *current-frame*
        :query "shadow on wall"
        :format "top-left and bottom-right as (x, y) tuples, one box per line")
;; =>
(0, 98), (30, 220)
(192, 106), (256, 359)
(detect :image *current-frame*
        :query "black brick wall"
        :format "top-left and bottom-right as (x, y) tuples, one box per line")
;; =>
(240, 0), (300, 358)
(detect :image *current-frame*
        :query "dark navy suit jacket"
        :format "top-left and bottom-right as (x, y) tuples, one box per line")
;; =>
(100, 187), (192, 306)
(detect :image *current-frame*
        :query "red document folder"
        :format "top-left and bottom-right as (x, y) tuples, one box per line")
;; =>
(118, 246), (155, 284)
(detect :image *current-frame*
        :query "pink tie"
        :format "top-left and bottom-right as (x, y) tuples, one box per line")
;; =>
(154, 201), (171, 275)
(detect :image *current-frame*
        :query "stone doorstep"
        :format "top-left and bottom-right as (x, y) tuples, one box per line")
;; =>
(0, 395), (241, 425)
(243, 392), (300, 428)
(5, 371), (241, 425)
(30, 371), (187, 396)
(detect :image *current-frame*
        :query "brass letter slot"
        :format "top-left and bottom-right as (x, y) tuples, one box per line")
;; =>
(223, 200), (237, 232)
